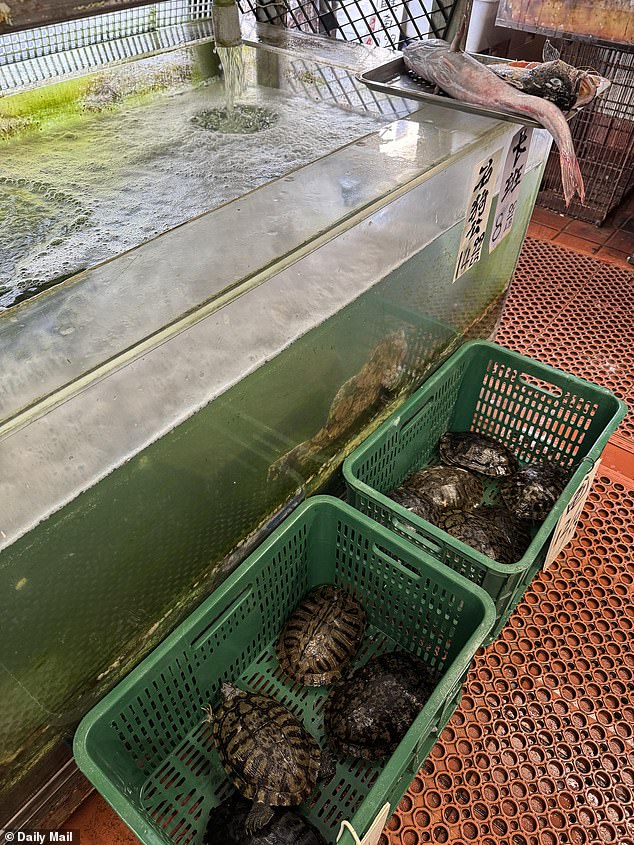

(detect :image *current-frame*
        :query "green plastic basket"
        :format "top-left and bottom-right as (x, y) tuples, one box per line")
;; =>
(344, 341), (627, 642)
(74, 496), (495, 845)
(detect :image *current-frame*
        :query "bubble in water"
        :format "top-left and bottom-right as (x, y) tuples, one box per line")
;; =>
(0, 47), (386, 310)
(191, 105), (279, 135)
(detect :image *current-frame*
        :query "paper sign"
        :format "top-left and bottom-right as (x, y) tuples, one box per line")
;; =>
(336, 0), (401, 47)
(489, 126), (534, 253)
(337, 802), (391, 845)
(544, 460), (600, 570)
(453, 149), (502, 282)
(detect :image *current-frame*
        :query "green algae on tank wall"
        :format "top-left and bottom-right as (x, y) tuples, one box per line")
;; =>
(0, 278), (457, 791)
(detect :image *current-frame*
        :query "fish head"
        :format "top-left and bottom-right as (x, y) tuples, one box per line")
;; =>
(575, 71), (611, 107)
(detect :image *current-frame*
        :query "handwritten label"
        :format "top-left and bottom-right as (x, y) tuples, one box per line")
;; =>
(544, 460), (600, 570)
(453, 149), (502, 282)
(489, 126), (533, 253)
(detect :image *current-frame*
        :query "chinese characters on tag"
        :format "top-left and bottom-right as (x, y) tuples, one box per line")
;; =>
(453, 149), (502, 282)
(490, 127), (534, 253)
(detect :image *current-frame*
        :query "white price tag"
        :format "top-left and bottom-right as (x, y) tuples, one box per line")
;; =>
(337, 802), (391, 845)
(489, 126), (534, 253)
(453, 149), (502, 282)
(543, 460), (600, 570)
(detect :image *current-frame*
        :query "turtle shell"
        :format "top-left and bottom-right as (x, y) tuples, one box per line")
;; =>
(276, 585), (366, 686)
(501, 462), (569, 521)
(212, 684), (320, 806)
(437, 507), (528, 565)
(387, 486), (440, 524)
(324, 651), (434, 760)
(439, 432), (518, 477)
(403, 465), (483, 511)
(205, 794), (327, 845)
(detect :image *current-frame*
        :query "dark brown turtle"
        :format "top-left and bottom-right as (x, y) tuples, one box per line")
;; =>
(478, 506), (533, 560)
(204, 794), (327, 845)
(501, 462), (569, 521)
(276, 585), (366, 687)
(437, 506), (530, 565)
(321, 651), (434, 775)
(387, 486), (440, 523)
(439, 432), (518, 477)
(402, 465), (483, 511)
(204, 684), (320, 834)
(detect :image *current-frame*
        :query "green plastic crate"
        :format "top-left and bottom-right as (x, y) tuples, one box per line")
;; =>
(344, 341), (627, 642)
(74, 496), (495, 845)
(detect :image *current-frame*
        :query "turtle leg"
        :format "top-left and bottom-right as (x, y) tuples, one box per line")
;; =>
(318, 746), (338, 782)
(245, 802), (274, 835)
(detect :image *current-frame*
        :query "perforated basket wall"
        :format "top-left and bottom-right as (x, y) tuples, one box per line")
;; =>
(343, 341), (626, 642)
(73, 496), (494, 845)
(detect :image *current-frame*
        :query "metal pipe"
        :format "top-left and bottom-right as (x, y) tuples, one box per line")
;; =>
(212, 0), (242, 47)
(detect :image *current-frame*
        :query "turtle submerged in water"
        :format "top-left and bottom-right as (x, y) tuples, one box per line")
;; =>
(502, 462), (570, 521)
(204, 794), (327, 845)
(439, 432), (518, 477)
(387, 486), (440, 523)
(276, 585), (366, 687)
(204, 684), (320, 834)
(321, 651), (434, 777)
(402, 465), (483, 511)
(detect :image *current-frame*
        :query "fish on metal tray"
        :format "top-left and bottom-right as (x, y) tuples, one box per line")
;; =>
(402, 23), (585, 206)
(488, 41), (610, 113)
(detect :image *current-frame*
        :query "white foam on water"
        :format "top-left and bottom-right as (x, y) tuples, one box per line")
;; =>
(0, 50), (385, 309)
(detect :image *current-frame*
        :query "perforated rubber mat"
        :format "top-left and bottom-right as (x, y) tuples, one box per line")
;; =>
(384, 467), (634, 845)
(497, 238), (634, 449)
(384, 238), (634, 845)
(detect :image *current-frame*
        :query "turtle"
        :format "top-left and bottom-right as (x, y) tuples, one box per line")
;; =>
(276, 585), (366, 687)
(387, 486), (440, 524)
(402, 465), (483, 511)
(478, 505), (533, 560)
(268, 331), (408, 480)
(436, 507), (529, 565)
(204, 793), (327, 845)
(320, 651), (434, 777)
(204, 684), (320, 834)
(439, 432), (518, 477)
(501, 461), (570, 521)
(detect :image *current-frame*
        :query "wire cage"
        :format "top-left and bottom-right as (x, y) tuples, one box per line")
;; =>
(0, 0), (458, 92)
(537, 41), (634, 225)
(241, 0), (457, 49)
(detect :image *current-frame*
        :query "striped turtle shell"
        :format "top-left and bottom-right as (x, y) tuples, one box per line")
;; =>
(402, 465), (483, 511)
(439, 432), (518, 477)
(436, 506), (531, 565)
(501, 462), (569, 521)
(387, 487), (440, 524)
(324, 651), (434, 760)
(212, 684), (320, 807)
(276, 585), (365, 687)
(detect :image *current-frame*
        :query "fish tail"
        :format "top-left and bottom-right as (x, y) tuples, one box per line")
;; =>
(560, 150), (585, 207)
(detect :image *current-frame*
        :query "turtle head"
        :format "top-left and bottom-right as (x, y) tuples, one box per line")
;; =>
(220, 681), (242, 702)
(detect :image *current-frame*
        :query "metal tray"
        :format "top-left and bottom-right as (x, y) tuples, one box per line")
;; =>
(357, 56), (542, 128)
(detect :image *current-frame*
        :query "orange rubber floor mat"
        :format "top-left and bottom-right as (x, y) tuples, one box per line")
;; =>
(385, 239), (634, 845)
(497, 238), (634, 449)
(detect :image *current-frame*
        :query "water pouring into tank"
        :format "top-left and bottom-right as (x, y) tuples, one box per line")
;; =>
(1, 0), (631, 844)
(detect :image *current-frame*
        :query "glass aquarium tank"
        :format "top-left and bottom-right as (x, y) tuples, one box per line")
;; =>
(0, 23), (552, 809)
